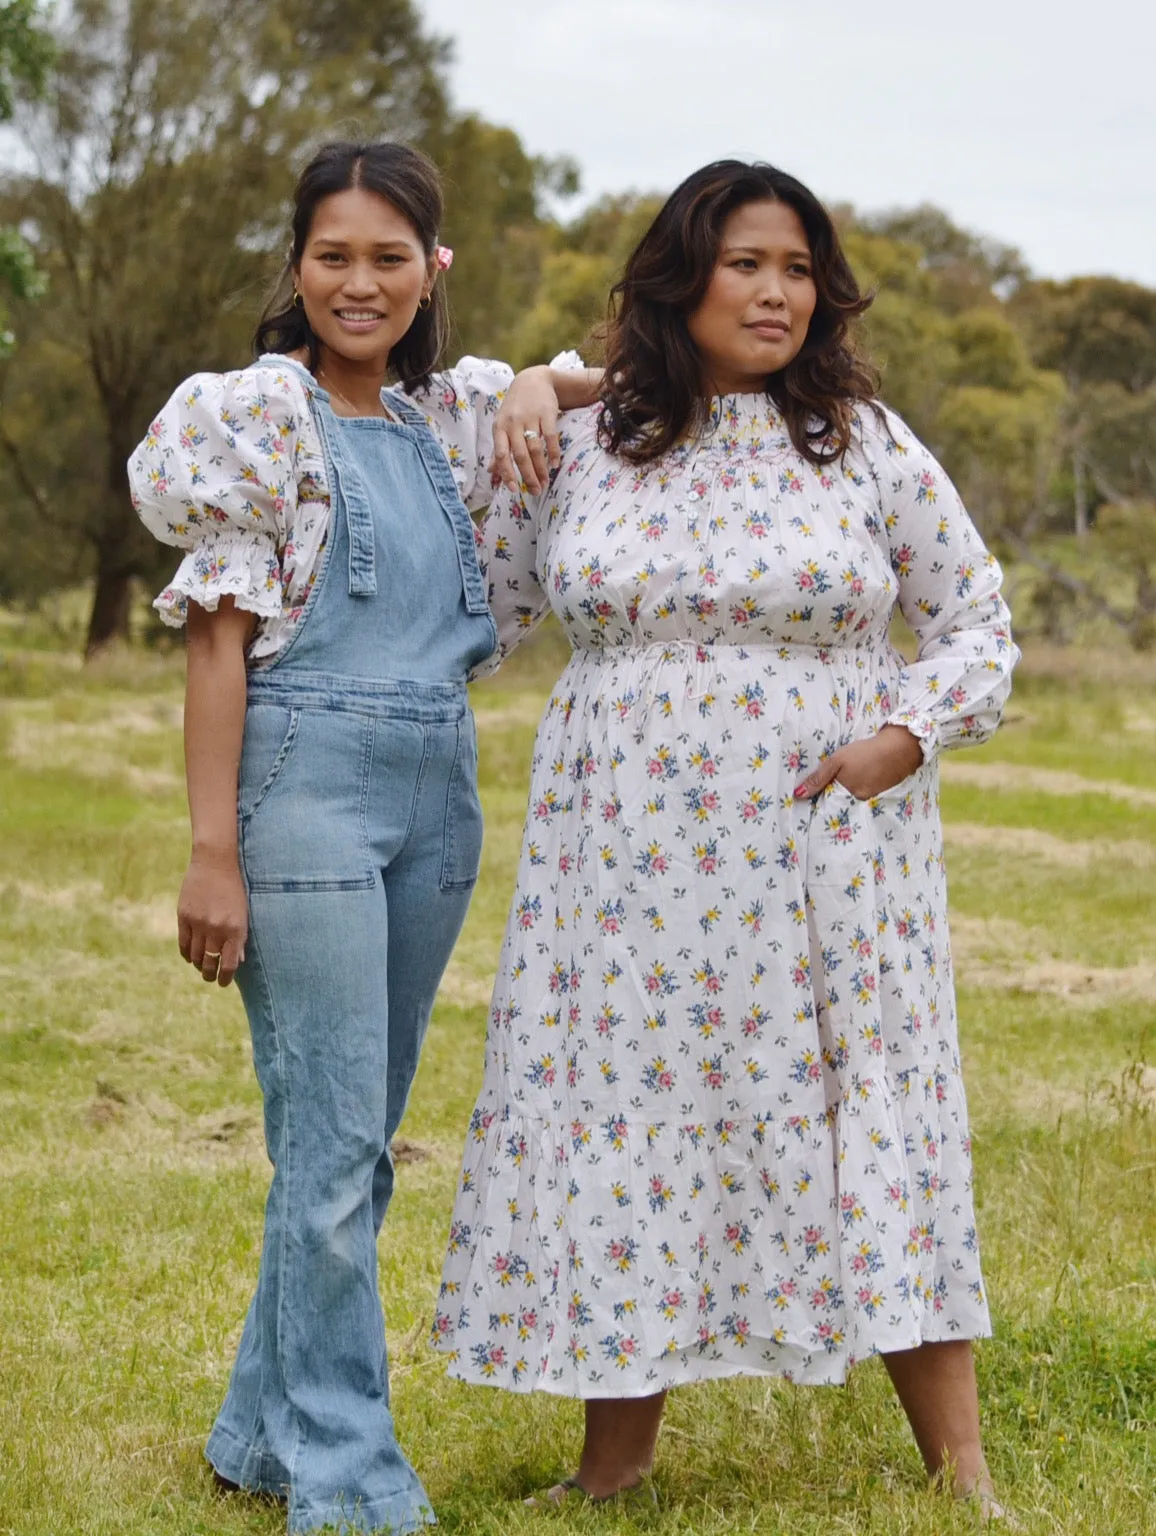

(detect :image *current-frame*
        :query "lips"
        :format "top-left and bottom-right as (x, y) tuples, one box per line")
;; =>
(333, 308), (387, 335)
(747, 320), (791, 339)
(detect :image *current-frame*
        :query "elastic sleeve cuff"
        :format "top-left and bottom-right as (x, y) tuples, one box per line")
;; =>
(884, 709), (941, 764)
(152, 536), (284, 628)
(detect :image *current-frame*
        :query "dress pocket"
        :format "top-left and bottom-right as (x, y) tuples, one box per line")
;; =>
(440, 714), (484, 892)
(240, 706), (377, 892)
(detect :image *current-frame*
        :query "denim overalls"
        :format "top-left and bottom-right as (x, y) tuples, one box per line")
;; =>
(205, 357), (496, 1534)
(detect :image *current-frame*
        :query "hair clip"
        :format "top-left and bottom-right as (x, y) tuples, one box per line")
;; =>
(435, 245), (454, 271)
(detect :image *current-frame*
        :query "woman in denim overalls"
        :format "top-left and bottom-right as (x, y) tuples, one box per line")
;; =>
(130, 141), (594, 1533)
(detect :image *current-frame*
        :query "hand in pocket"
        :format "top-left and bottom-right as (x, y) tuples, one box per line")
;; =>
(793, 724), (925, 802)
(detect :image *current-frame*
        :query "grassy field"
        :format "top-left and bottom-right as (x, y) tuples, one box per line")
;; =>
(0, 621), (1153, 1536)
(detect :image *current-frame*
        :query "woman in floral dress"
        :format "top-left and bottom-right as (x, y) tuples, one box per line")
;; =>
(434, 161), (1018, 1515)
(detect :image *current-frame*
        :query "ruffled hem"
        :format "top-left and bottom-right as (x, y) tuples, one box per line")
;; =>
(153, 535), (285, 628)
(432, 1077), (990, 1396)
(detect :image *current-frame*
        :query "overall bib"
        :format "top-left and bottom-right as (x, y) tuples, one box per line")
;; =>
(205, 359), (496, 1534)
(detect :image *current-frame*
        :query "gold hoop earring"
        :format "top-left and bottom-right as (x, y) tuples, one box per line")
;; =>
(292, 290), (303, 308)
(418, 294), (432, 311)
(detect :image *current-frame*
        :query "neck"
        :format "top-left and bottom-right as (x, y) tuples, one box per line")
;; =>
(315, 345), (390, 412)
(700, 372), (771, 398)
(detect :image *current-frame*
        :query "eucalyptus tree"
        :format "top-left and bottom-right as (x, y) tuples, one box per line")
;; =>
(3, 0), (453, 651)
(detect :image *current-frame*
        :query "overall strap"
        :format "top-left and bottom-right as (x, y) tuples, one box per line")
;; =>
(260, 353), (377, 598)
(384, 386), (491, 616)
(312, 405), (378, 597)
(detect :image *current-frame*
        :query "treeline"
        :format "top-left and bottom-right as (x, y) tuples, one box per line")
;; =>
(0, 0), (1153, 653)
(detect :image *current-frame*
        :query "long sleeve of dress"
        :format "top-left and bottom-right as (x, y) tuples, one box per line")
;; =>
(129, 366), (304, 627)
(469, 478), (552, 679)
(865, 407), (1019, 759)
(408, 356), (515, 512)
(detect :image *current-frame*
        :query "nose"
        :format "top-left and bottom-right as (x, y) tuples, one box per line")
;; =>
(341, 260), (382, 297)
(756, 271), (787, 309)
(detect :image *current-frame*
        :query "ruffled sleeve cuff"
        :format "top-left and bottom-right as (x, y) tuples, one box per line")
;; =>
(153, 531), (284, 629)
(883, 707), (941, 765)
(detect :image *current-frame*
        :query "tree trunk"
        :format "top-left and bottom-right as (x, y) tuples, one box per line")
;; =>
(85, 556), (135, 656)
(85, 437), (143, 657)
(1073, 449), (1089, 539)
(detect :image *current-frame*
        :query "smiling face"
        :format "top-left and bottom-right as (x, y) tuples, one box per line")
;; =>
(686, 198), (817, 395)
(293, 187), (435, 368)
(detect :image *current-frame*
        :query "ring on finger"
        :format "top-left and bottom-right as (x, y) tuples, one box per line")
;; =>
(522, 428), (541, 441)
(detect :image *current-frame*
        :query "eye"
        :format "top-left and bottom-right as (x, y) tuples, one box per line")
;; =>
(318, 251), (346, 264)
(788, 261), (813, 278)
(376, 253), (405, 266)
(730, 257), (758, 271)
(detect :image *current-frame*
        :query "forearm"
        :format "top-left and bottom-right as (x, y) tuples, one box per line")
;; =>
(184, 600), (254, 858)
(547, 364), (604, 410)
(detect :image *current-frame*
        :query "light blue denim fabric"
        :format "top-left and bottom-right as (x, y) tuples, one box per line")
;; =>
(205, 360), (495, 1533)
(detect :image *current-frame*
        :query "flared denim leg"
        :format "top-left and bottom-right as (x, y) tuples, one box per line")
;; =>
(209, 862), (475, 1530)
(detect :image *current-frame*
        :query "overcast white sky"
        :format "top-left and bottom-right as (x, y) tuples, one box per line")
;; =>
(421, 0), (1155, 284)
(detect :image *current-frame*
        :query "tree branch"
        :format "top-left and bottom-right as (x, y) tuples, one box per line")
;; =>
(999, 527), (1134, 631)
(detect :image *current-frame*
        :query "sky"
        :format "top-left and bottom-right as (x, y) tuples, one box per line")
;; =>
(420, 0), (1155, 285)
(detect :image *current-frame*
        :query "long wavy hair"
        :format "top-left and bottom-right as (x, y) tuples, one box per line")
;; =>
(599, 160), (878, 464)
(254, 140), (449, 392)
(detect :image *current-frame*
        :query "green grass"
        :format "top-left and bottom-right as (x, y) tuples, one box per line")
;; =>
(1, 635), (1154, 1535)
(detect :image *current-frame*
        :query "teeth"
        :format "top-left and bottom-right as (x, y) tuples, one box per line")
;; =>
(337, 310), (383, 321)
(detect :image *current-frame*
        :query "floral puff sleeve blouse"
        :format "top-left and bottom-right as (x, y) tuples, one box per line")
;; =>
(129, 354), (514, 663)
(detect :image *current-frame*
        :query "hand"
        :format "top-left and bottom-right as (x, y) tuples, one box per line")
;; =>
(793, 725), (924, 802)
(489, 365), (562, 494)
(177, 847), (249, 986)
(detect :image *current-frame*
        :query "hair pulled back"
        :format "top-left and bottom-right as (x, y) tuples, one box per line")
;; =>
(599, 160), (878, 464)
(254, 140), (448, 391)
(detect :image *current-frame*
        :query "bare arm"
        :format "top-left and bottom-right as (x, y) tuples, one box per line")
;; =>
(179, 597), (256, 986)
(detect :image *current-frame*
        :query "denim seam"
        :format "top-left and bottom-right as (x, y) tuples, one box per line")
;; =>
(440, 719), (477, 892)
(393, 722), (432, 867)
(238, 707), (300, 822)
(248, 931), (307, 1490)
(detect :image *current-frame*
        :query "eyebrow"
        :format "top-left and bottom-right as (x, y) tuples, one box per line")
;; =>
(723, 244), (812, 260)
(309, 237), (415, 250)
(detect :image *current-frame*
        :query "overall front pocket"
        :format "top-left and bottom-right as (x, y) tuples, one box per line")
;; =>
(240, 706), (377, 892)
(440, 714), (484, 892)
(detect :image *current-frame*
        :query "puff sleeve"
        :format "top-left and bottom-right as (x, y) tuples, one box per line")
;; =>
(128, 365), (304, 627)
(409, 356), (515, 511)
(864, 407), (1019, 758)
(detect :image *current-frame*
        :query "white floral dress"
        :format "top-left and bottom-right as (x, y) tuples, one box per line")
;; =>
(433, 396), (1017, 1396)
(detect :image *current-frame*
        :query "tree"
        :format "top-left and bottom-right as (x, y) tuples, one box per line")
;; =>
(1009, 277), (1156, 537)
(0, 1), (52, 348)
(2, 0), (455, 653)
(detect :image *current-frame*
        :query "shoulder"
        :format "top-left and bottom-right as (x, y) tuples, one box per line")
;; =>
(558, 403), (606, 458)
(150, 360), (306, 430)
(408, 355), (515, 422)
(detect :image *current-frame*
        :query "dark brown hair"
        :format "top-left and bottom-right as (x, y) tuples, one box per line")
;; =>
(599, 160), (878, 464)
(254, 140), (449, 392)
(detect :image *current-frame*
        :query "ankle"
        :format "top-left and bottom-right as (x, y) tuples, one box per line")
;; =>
(574, 1460), (652, 1500)
(932, 1455), (992, 1500)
